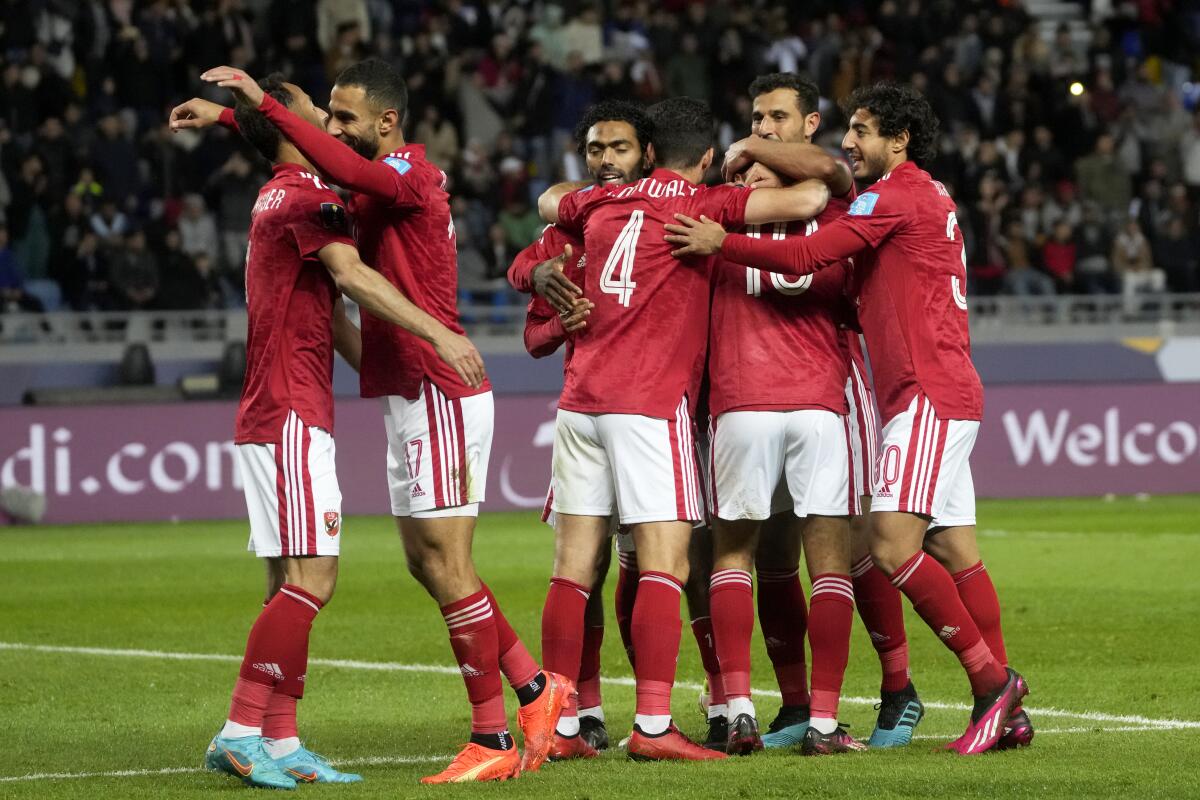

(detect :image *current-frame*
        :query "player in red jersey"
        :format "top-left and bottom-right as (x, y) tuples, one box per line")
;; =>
(715, 73), (920, 753)
(169, 76), (485, 789)
(198, 60), (571, 782)
(666, 82), (1030, 755)
(509, 101), (649, 760)
(538, 97), (830, 761)
(702, 72), (865, 756)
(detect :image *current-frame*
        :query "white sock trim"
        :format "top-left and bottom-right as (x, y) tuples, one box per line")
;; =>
(810, 716), (838, 735)
(220, 720), (262, 739)
(577, 706), (605, 722)
(726, 696), (756, 721)
(706, 703), (727, 721)
(634, 713), (671, 735)
(556, 715), (581, 737)
(264, 736), (301, 758)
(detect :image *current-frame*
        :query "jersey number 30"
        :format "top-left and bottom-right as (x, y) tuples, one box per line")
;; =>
(600, 210), (643, 306)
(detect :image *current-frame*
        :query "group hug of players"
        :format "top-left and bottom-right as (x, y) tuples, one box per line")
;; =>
(168, 54), (1030, 788)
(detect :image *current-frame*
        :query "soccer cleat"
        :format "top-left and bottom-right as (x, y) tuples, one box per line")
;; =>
(517, 671), (572, 773)
(760, 705), (811, 749)
(725, 713), (763, 755)
(419, 742), (520, 784)
(205, 733), (298, 790)
(995, 708), (1035, 750)
(868, 683), (925, 748)
(547, 733), (600, 761)
(628, 724), (728, 762)
(702, 715), (728, 751)
(800, 726), (867, 755)
(944, 668), (1029, 755)
(272, 744), (363, 783)
(579, 716), (610, 751)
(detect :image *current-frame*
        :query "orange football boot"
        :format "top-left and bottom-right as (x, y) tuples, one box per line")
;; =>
(517, 671), (572, 772)
(419, 743), (520, 784)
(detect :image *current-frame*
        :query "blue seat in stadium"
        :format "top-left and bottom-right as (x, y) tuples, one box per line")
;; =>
(23, 279), (62, 312)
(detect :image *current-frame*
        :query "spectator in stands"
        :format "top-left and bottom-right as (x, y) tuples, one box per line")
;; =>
(92, 114), (139, 204)
(61, 230), (113, 311)
(109, 228), (159, 310)
(1075, 203), (1117, 294)
(1181, 110), (1200, 193)
(1112, 217), (1166, 309)
(156, 229), (221, 310)
(1153, 216), (1198, 293)
(415, 105), (461, 173)
(1075, 134), (1133, 218)
(90, 198), (129, 249)
(208, 152), (258, 273)
(316, 0), (370, 55)
(0, 224), (45, 313)
(1042, 221), (1078, 292)
(1001, 218), (1055, 296)
(177, 193), (220, 267)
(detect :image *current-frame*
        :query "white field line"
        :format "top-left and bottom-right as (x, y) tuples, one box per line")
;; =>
(3, 641), (1199, 733)
(0, 755), (448, 784)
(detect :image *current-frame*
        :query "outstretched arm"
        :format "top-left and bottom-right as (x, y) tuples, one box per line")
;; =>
(664, 212), (869, 276)
(168, 97), (233, 132)
(318, 242), (486, 388)
(332, 298), (362, 372)
(742, 178), (831, 225)
(725, 137), (854, 197)
(538, 181), (591, 224)
(201, 66), (402, 203)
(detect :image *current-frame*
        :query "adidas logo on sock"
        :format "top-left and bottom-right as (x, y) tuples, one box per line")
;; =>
(460, 662), (483, 677)
(412, 482), (426, 498)
(253, 662), (285, 680)
(938, 625), (961, 641)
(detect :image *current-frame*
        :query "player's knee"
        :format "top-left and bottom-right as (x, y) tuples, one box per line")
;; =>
(868, 539), (904, 576)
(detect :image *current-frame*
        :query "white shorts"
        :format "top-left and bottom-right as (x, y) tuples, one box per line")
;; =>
(237, 410), (343, 558)
(845, 358), (881, 514)
(872, 394), (978, 527)
(551, 399), (705, 525)
(710, 409), (851, 521)
(382, 381), (493, 517)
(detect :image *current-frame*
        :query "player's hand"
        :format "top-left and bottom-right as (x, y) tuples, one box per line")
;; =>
(742, 162), (782, 189)
(200, 66), (265, 107)
(531, 244), (582, 314)
(722, 137), (757, 182)
(432, 331), (487, 389)
(665, 214), (728, 258)
(558, 297), (594, 333)
(168, 97), (227, 131)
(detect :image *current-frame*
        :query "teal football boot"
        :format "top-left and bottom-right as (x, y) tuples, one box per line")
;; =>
(205, 733), (297, 790)
(272, 744), (364, 784)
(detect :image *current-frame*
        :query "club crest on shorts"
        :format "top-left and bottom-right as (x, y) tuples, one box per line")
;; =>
(323, 511), (341, 537)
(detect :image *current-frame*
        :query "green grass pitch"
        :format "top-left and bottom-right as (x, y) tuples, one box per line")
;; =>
(2, 496), (1198, 798)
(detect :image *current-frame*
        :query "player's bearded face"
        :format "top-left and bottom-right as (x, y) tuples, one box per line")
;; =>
(842, 109), (889, 180)
(584, 121), (644, 185)
(327, 85), (383, 160)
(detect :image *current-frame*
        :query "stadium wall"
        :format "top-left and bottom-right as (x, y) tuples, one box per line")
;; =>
(2, 384), (1198, 525)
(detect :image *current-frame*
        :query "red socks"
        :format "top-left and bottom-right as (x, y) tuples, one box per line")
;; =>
(540, 576), (590, 716)
(481, 583), (540, 690)
(709, 568), (753, 701)
(262, 692), (299, 740)
(807, 574), (854, 721)
(953, 562), (1007, 665)
(578, 623), (604, 710)
(442, 589), (507, 734)
(889, 552), (1006, 696)
(851, 555), (911, 692)
(756, 567), (810, 706)
(230, 584), (323, 727)
(614, 550), (638, 667)
(631, 571), (683, 716)
(689, 615), (725, 708)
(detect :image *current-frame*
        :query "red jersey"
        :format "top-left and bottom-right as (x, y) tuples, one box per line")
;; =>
(258, 95), (488, 401)
(508, 223), (586, 361)
(707, 189), (855, 418)
(722, 160), (982, 422)
(556, 169), (751, 419)
(235, 164), (355, 443)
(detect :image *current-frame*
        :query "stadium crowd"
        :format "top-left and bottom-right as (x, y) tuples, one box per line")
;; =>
(1, 0), (1199, 315)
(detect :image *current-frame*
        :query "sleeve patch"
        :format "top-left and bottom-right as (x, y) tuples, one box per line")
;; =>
(848, 192), (880, 216)
(320, 202), (349, 233)
(384, 156), (413, 176)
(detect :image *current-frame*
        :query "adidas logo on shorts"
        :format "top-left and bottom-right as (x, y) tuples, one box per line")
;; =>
(412, 482), (426, 498)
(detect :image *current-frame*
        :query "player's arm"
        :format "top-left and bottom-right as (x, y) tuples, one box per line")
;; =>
(201, 66), (404, 204)
(168, 97), (232, 131)
(537, 181), (591, 224)
(525, 296), (593, 358)
(332, 297), (362, 372)
(317, 242), (486, 388)
(665, 211), (869, 275)
(725, 137), (854, 197)
(742, 178), (831, 225)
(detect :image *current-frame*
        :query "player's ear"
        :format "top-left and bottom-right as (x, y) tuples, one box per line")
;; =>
(893, 128), (911, 154)
(699, 147), (714, 173)
(806, 111), (821, 138)
(379, 108), (400, 136)
(645, 142), (657, 168)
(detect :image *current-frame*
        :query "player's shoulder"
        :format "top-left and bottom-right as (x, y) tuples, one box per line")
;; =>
(539, 222), (583, 248)
(382, 146), (447, 188)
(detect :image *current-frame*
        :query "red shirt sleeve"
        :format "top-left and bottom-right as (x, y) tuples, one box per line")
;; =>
(696, 184), (754, 229)
(257, 93), (406, 204)
(508, 225), (559, 293)
(288, 190), (355, 259)
(218, 107), (238, 131)
(523, 295), (568, 358)
(556, 185), (603, 235)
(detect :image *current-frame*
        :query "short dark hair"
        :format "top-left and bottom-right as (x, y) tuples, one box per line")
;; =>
(573, 100), (652, 155)
(646, 97), (713, 169)
(842, 82), (939, 166)
(748, 73), (819, 116)
(335, 58), (408, 122)
(234, 73), (294, 162)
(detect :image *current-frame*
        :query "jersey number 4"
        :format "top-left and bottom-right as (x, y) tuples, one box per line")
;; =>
(600, 210), (643, 306)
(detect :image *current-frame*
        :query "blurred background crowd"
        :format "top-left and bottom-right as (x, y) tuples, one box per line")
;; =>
(2, 0), (1200, 316)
